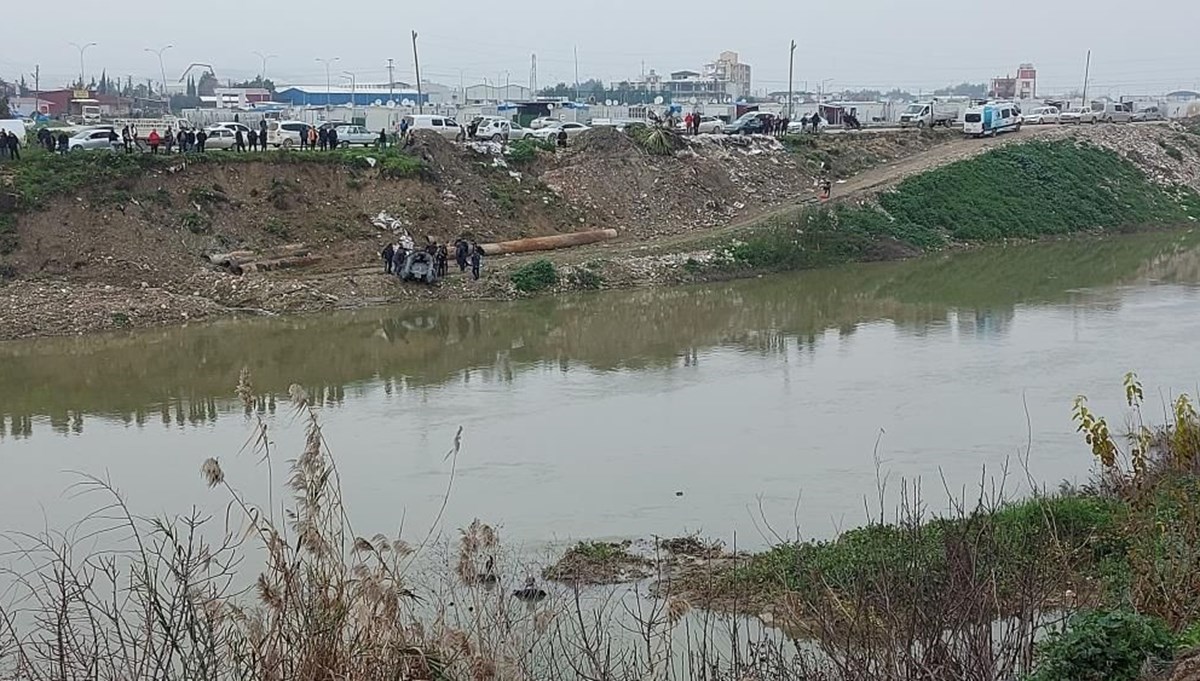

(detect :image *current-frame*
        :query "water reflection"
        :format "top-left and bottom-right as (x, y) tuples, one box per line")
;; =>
(2, 229), (1199, 440)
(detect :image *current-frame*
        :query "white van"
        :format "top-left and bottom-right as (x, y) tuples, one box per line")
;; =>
(963, 103), (1021, 138)
(266, 119), (307, 149)
(403, 114), (461, 141)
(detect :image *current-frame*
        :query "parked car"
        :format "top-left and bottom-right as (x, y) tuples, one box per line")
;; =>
(474, 119), (535, 141)
(1098, 102), (1134, 123)
(529, 116), (559, 129)
(68, 128), (120, 151)
(403, 114), (462, 141)
(267, 119), (308, 148)
(532, 121), (590, 140)
(1132, 106), (1165, 122)
(212, 122), (253, 135)
(334, 125), (377, 147)
(203, 127), (238, 150)
(723, 112), (775, 135)
(1058, 107), (1098, 124)
(683, 115), (724, 133)
(1023, 106), (1060, 125)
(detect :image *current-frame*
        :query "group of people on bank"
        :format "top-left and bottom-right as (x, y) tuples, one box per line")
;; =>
(382, 238), (484, 281)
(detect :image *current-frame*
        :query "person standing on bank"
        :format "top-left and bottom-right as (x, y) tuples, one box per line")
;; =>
(470, 243), (483, 281)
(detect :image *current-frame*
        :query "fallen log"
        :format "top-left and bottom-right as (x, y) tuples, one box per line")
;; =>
(205, 243), (310, 266)
(480, 229), (619, 256)
(239, 255), (323, 274)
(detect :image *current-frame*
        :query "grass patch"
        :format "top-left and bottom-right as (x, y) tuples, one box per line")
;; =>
(506, 138), (556, 164)
(178, 211), (211, 235)
(263, 217), (291, 240)
(488, 186), (517, 216)
(509, 259), (558, 293)
(543, 541), (652, 585)
(729, 140), (1200, 273)
(379, 154), (424, 179)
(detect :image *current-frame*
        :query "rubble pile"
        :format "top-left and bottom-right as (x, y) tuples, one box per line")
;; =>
(1072, 124), (1200, 190)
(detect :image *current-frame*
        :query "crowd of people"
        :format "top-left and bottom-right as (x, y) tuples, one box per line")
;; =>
(381, 238), (485, 282)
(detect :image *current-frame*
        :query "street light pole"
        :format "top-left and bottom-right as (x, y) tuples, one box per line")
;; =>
(143, 45), (172, 97)
(342, 71), (356, 119)
(315, 57), (340, 110)
(69, 42), (98, 88)
(252, 51), (277, 81)
(787, 40), (796, 120)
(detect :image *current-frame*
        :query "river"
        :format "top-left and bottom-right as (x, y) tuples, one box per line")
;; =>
(2, 230), (1200, 551)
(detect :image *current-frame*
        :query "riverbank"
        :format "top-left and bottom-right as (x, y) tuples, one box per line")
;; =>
(2, 122), (1198, 340)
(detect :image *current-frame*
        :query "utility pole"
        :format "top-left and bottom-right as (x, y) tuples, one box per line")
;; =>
(411, 31), (424, 114)
(573, 46), (580, 102)
(787, 40), (796, 120)
(386, 58), (395, 102)
(31, 65), (40, 115)
(1081, 49), (1092, 106)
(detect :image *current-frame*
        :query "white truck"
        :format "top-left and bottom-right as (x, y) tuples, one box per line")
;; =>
(898, 101), (960, 128)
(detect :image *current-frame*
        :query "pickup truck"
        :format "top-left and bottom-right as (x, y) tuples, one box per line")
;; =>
(898, 101), (959, 128)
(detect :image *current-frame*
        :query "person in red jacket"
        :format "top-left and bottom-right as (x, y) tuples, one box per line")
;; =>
(147, 129), (161, 154)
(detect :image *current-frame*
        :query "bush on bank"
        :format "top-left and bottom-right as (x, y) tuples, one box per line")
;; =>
(728, 140), (1200, 272)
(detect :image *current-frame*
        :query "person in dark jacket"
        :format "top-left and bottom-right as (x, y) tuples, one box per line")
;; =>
(381, 243), (396, 274)
(435, 244), (448, 278)
(298, 124), (308, 150)
(196, 129), (208, 153)
(5, 131), (19, 160)
(470, 243), (483, 281)
(556, 129), (568, 148)
(398, 244), (412, 276)
(185, 129), (196, 151)
(454, 238), (469, 272)
(235, 129), (245, 152)
(326, 126), (338, 150)
(378, 128), (388, 151)
(317, 127), (328, 151)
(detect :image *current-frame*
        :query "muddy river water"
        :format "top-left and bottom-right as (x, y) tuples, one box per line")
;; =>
(3, 230), (1200, 550)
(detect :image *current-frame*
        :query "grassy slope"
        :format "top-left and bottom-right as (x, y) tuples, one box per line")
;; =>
(730, 139), (1200, 271)
(0, 147), (422, 254)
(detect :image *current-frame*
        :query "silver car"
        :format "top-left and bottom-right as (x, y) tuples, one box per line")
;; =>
(203, 127), (238, 150)
(68, 128), (120, 151)
(333, 125), (378, 148)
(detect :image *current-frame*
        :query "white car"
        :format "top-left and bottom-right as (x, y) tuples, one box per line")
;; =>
(474, 119), (536, 141)
(533, 122), (590, 140)
(529, 116), (559, 129)
(680, 115), (724, 134)
(1023, 106), (1060, 125)
(403, 114), (462, 141)
(334, 125), (378, 147)
(212, 122), (253, 135)
(203, 127), (238, 150)
(68, 128), (120, 152)
(1058, 108), (1098, 125)
(266, 119), (308, 148)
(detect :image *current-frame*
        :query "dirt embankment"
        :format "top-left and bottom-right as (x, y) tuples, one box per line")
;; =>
(2, 123), (1194, 340)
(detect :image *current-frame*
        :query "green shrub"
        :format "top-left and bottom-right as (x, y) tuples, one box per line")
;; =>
(510, 259), (558, 293)
(179, 211), (211, 234)
(506, 138), (555, 164)
(379, 154), (423, 179)
(1028, 609), (1175, 681)
(625, 123), (684, 156)
(1158, 139), (1184, 162)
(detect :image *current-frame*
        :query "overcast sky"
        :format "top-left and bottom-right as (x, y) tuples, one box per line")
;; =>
(3, 0), (1197, 96)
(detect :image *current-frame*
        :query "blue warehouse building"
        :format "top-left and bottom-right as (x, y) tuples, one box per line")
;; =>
(275, 85), (429, 107)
